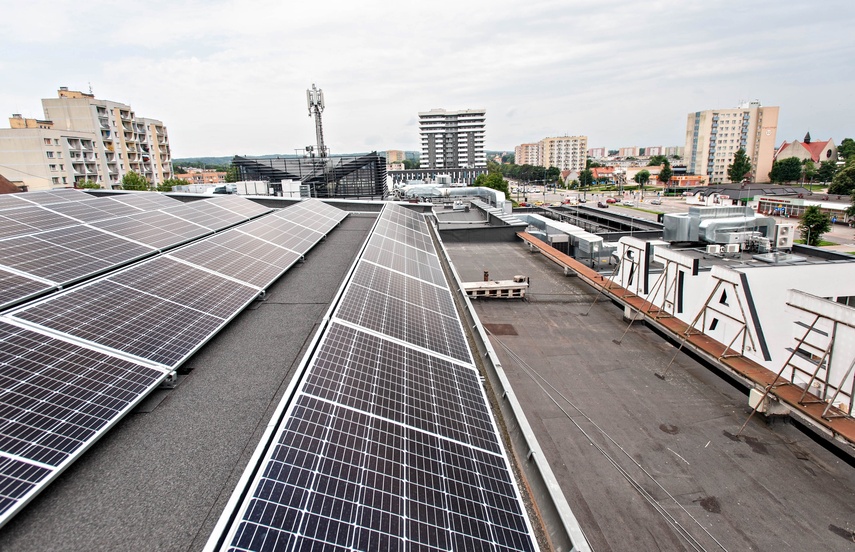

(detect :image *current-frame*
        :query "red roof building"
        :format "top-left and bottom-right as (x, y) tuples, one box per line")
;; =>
(775, 133), (838, 164)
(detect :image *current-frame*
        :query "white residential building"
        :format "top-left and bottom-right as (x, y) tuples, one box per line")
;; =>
(419, 108), (486, 169)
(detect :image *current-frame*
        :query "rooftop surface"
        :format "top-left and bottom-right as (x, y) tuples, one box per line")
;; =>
(0, 214), (376, 551)
(2, 202), (855, 551)
(445, 239), (855, 551)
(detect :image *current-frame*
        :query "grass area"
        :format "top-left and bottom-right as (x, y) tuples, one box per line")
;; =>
(795, 239), (838, 246)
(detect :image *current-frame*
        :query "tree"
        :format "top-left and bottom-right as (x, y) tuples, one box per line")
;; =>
(828, 163), (855, 195)
(633, 169), (650, 187)
(768, 157), (802, 184)
(473, 172), (510, 198)
(76, 179), (100, 189)
(225, 165), (240, 183)
(157, 178), (185, 192)
(545, 166), (561, 184)
(121, 171), (150, 191)
(839, 137), (855, 163)
(657, 160), (672, 186)
(817, 160), (838, 183)
(648, 155), (667, 166)
(402, 159), (419, 170)
(727, 149), (752, 183)
(798, 205), (831, 246)
(587, 160), (602, 169)
(578, 169), (594, 188)
(802, 159), (817, 185)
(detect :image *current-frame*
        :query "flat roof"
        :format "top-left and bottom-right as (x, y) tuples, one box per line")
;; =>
(3, 206), (855, 551)
(444, 240), (855, 551)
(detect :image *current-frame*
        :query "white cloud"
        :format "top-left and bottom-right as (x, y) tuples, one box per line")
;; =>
(1, 0), (854, 157)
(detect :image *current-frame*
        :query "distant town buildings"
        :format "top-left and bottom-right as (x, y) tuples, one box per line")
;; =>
(775, 133), (837, 165)
(0, 87), (173, 191)
(684, 100), (779, 184)
(174, 169), (226, 185)
(587, 147), (606, 158)
(418, 108), (486, 169)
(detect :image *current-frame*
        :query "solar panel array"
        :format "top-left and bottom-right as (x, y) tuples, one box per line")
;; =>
(0, 192), (348, 527)
(0, 191), (276, 311)
(211, 203), (538, 552)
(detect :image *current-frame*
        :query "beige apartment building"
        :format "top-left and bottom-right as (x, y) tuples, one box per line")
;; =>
(684, 100), (779, 184)
(514, 143), (540, 166)
(0, 87), (173, 191)
(539, 136), (587, 172)
(514, 136), (587, 172)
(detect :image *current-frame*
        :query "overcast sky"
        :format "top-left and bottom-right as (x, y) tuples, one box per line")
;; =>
(2, 0), (854, 158)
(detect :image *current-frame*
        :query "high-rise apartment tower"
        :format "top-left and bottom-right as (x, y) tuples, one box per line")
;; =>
(419, 108), (486, 169)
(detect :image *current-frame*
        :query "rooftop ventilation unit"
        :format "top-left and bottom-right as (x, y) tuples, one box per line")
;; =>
(706, 244), (722, 255)
(725, 244), (741, 254)
(775, 223), (795, 249)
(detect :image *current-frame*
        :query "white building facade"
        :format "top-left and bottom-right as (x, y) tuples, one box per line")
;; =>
(419, 108), (486, 170)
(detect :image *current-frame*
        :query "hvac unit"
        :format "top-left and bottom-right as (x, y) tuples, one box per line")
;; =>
(724, 244), (741, 254)
(775, 223), (795, 249)
(706, 244), (722, 255)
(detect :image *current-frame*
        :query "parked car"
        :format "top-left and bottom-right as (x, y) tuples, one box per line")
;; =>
(578, 198), (587, 203)
(597, 201), (608, 208)
(649, 198), (662, 205)
(622, 201), (635, 207)
(606, 198), (617, 204)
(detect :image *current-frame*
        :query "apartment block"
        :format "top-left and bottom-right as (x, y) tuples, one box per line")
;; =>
(618, 146), (639, 157)
(0, 116), (100, 190)
(684, 100), (779, 184)
(419, 108), (486, 169)
(539, 136), (587, 172)
(587, 147), (606, 158)
(514, 143), (541, 166)
(0, 87), (173, 191)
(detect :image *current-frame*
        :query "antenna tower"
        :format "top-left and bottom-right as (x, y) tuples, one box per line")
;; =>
(306, 84), (327, 159)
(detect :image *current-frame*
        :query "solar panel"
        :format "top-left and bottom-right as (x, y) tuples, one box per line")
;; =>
(38, 199), (132, 224)
(0, 320), (165, 525)
(0, 269), (54, 311)
(205, 232), (303, 266)
(362, 235), (447, 287)
(209, 203), (537, 551)
(15, 189), (91, 205)
(0, 195), (29, 211)
(168, 241), (301, 289)
(108, 193), (180, 210)
(206, 195), (273, 219)
(174, 199), (247, 228)
(91, 211), (210, 250)
(159, 203), (236, 231)
(0, 205), (78, 236)
(0, 214), (36, 241)
(0, 194), (353, 528)
(0, 235), (129, 285)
